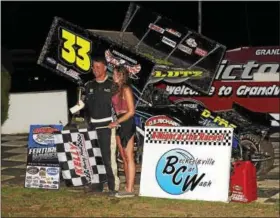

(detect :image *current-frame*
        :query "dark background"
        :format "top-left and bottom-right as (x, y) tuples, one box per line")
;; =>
(1, 1), (280, 106)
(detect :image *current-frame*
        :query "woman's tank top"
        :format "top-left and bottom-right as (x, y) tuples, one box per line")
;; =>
(112, 93), (128, 115)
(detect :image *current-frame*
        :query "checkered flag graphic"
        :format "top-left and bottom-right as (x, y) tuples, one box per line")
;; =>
(145, 126), (234, 146)
(54, 128), (107, 187)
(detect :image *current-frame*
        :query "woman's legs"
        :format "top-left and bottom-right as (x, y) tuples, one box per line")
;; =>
(124, 136), (135, 192)
(116, 136), (129, 189)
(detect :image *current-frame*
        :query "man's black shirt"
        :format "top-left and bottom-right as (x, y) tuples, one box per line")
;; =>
(84, 77), (113, 120)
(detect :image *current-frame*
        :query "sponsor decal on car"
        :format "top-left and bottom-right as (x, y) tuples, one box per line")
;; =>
(165, 28), (182, 37)
(195, 48), (208, 57)
(186, 38), (197, 48)
(46, 57), (57, 65)
(200, 109), (237, 129)
(161, 36), (176, 48)
(145, 115), (180, 127)
(153, 70), (203, 78)
(112, 50), (138, 65)
(178, 44), (192, 55)
(105, 50), (141, 80)
(56, 63), (81, 80)
(149, 69), (206, 84)
(149, 23), (165, 34)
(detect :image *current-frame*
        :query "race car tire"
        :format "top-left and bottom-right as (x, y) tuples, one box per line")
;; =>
(240, 134), (275, 180)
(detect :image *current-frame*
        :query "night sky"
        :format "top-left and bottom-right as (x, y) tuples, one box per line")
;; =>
(1, 1), (279, 106)
(2, 1), (280, 50)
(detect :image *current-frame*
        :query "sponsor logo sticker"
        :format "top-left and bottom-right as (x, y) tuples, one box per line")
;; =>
(149, 23), (165, 34)
(165, 28), (182, 38)
(186, 38), (197, 48)
(233, 185), (243, 191)
(195, 48), (208, 57)
(145, 115), (180, 127)
(27, 167), (39, 175)
(156, 149), (207, 195)
(46, 167), (59, 176)
(65, 69), (81, 80)
(161, 36), (176, 48)
(178, 44), (192, 55)
(105, 50), (141, 80)
(56, 63), (67, 73)
(32, 127), (59, 145)
(46, 57), (57, 65)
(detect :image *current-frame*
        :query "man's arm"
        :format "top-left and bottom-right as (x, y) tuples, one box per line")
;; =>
(82, 81), (92, 123)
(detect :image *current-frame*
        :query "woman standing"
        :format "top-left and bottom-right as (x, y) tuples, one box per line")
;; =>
(109, 66), (136, 198)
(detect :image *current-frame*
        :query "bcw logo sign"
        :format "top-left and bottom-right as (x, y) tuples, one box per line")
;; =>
(156, 149), (210, 195)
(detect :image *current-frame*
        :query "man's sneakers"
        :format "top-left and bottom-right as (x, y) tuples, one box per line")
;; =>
(115, 191), (135, 198)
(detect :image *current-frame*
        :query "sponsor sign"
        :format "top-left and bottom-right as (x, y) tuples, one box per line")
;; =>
(28, 125), (63, 148)
(24, 165), (60, 190)
(27, 147), (59, 165)
(255, 48), (280, 56)
(140, 126), (233, 202)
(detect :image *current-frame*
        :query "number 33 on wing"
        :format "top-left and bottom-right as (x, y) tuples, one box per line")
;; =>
(58, 27), (92, 72)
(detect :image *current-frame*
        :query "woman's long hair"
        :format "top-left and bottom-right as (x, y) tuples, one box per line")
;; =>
(112, 65), (130, 96)
(112, 66), (130, 112)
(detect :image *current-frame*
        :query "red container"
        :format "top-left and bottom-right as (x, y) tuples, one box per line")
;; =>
(230, 161), (257, 203)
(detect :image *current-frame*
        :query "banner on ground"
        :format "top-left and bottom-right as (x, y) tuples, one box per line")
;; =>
(139, 126), (233, 203)
(53, 128), (107, 187)
(37, 17), (155, 103)
(25, 125), (62, 190)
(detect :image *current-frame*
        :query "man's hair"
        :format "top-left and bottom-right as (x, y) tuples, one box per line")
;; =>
(92, 56), (107, 65)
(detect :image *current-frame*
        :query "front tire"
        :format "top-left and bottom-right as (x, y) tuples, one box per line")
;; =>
(240, 134), (274, 179)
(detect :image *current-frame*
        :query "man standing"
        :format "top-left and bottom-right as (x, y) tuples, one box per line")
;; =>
(83, 56), (119, 195)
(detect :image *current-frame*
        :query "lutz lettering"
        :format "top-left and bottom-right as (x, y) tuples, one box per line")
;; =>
(153, 71), (203, 78)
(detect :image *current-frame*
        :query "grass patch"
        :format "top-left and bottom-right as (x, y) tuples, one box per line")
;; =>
(1, 184), (279, 217)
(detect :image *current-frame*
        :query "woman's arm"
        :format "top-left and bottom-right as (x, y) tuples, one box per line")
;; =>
(117, 86), (135, 124)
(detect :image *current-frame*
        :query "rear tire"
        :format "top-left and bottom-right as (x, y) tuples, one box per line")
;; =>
(240, 134), (274, 180)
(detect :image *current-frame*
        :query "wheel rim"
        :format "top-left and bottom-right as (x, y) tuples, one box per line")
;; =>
(241, 139), (261, 171)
